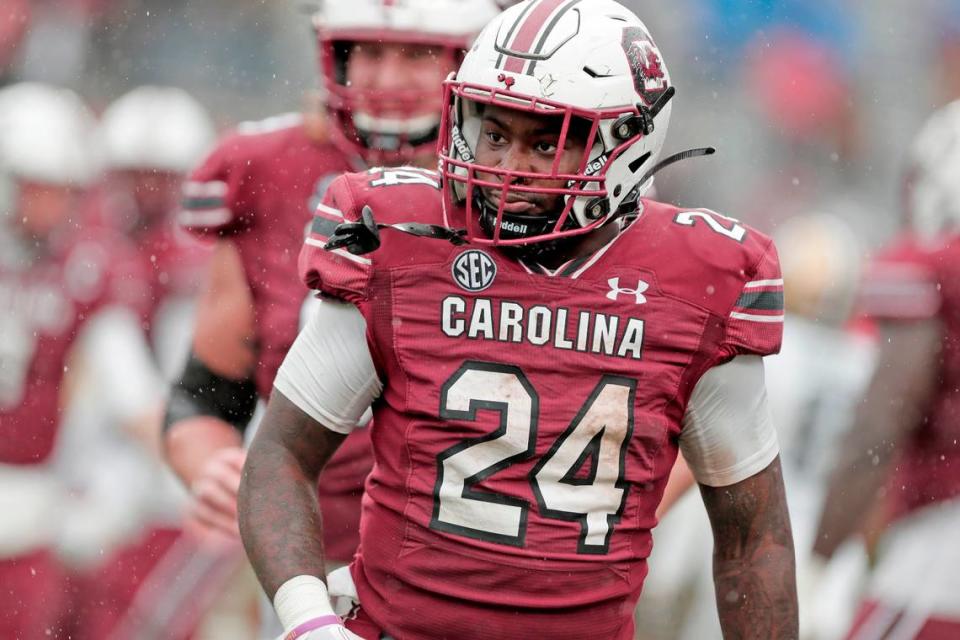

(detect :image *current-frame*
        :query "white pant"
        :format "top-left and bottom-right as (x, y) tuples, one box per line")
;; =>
(866, 499), (960, 620)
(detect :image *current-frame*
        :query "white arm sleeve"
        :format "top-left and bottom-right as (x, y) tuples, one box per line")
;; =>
(273, 298), (382, 434)
(679, 355), (780, 487)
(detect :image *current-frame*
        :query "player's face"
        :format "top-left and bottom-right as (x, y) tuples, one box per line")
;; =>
(345, 41), (455, 118)
(118, 169), (182, 226)
(473, 104), (589, 217)
(16, 180), (80, 238)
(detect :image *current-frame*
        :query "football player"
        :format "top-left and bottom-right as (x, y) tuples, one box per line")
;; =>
(643, 213), (876, 640)
(163, 0), (500, 562)
(814, 100), (960, 639)
(99, 85), (216, 376)
(58, 86), (224, 640)
(0, 82), (156, 639)
(238, 2), (798, 639)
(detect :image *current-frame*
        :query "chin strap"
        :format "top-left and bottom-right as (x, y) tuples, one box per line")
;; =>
(324, 206), (467, 256)
(638, 146), (715, 185)
(323, 146), (718, 257)
(615, 146), (717, 220)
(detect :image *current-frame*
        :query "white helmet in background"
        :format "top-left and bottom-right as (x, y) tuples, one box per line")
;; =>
(775, 213), (862, 326)
(906, 100), (960, 242)
(0, 82), (100, 187)
(313, 0), (501, 165)
(440, 0), (674, 245)
(100, 86), (215, 174)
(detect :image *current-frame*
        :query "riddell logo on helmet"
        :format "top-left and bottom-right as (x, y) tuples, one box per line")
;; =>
(451, 125), (475, 162)
(584, 154), (609, 177)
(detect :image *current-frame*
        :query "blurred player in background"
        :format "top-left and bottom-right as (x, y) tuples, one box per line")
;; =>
(49, 86), (222, 640)
(636, 213), (875, 640)
(240, 2), (797, 639)
(162, 0), (500, 631)
(99, 85), (216, 377)
(769, 214), (875, 640)
(814, 100), (960, 640)
(0, 81), (156, 639)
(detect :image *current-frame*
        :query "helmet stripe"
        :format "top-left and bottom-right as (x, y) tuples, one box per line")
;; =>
(526, 0), (581, 76)
(500, 0), (568, 73)
(494, 0), (538, 70)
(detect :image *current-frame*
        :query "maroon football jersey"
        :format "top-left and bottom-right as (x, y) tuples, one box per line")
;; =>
(179, 114), (369, 562)
(858, 233), (960, 521)
(0, 228), (150, 465)
(135, 222), (212, 333)
(300, 169), (783, 640)
(89, 187), (213, 339)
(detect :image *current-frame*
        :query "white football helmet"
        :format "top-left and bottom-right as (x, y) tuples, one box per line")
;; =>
(905, 99), (960, 242)
(439, 0), (674, 245)
(0, 82), (100, 187)
(99, 86), (215, 174)
(313, 0), (501, 165)
(775, 213), (862, 326)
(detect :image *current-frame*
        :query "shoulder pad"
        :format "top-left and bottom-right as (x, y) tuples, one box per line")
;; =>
(636, 199), (783, 357)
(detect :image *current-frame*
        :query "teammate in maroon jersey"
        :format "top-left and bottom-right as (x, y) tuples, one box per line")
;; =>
(238, 2), (798, 639)
(99, 85), (216, 368)
(0, 82), (155, 639)
(58, 86), (224, 640)
(162, 0), (501, 564)
(813, 100), (960, 639)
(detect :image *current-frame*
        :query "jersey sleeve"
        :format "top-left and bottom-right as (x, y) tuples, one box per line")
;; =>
(722, 237), (784, 357)
(858, 251), (941, 321)
(679, 355), (780, 487)
(298, 173), (373, 304)
(177, 133), (253, 237)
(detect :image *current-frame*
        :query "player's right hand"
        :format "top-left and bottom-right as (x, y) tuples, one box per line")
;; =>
(185, 446), (245, 541)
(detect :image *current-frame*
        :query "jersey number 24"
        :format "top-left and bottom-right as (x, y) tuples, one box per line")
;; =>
(430, 361), (636, 555)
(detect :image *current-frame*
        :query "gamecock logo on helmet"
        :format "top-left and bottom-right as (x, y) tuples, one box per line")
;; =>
(621, 27), (668, 106)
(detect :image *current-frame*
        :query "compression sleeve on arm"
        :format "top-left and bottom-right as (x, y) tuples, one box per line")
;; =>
(679, 355), (779, 487)
(163, 353), (259, 433)
(273, 297), (381, 434)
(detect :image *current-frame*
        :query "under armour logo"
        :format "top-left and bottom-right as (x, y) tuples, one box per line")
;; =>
(607, 277), (649, 304)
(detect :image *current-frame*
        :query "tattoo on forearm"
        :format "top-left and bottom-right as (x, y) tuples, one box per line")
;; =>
(238, 393), (345, 597)
(702, 458), (798, 640)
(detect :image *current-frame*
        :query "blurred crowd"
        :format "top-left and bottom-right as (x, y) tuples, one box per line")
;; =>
(5, 0), (960, 237)
(1, 0), (960, 638)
